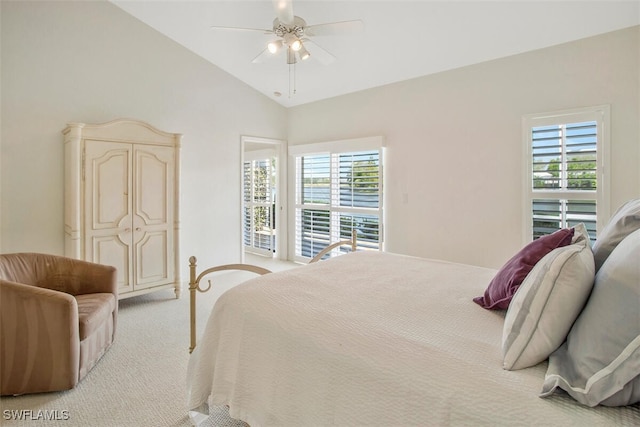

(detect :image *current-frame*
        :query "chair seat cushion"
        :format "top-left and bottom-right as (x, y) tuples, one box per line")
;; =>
(75, 293), (116, 340)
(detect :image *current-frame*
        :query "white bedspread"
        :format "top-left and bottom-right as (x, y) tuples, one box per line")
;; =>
(186, 251), (640, 426)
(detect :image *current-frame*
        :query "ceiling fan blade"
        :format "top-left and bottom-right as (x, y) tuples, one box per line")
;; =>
(251, 48), (272, 64)
(210, 25), (273, 35)
(305, 20), (363, 37)
(251, 48), (285, 64)
(272, 0), (294, 26)
(301, 39), (335, 65)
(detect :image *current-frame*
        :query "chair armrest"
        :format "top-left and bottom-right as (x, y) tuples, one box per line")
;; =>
(41, 257), (117, 297)
(0, 280), (80, 395)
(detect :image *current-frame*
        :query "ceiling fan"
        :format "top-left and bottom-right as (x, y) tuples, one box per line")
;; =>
(210, 0), (363, 66)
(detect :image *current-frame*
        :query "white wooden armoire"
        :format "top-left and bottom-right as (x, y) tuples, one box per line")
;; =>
(63, 119), (181, 299)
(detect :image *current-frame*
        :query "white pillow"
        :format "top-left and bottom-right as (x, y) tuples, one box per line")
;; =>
(541, 228), (640, 406)
(502, 223), (595, 371)
(592, 198), (640, 272)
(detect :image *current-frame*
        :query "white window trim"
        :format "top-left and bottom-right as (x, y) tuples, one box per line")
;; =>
(288, 136), (384, 156)
(522, 105), (610, 245)
(288, 136), (385, 262)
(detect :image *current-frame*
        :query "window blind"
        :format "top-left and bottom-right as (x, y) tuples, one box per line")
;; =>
(525, 106), (608, 245)
(532, 121), (597, 191)
(243, 159), (274, 254)
(294, 149), (382, 260)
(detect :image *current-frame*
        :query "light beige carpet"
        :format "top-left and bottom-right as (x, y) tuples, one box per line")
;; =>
(0, 256), (297, 427)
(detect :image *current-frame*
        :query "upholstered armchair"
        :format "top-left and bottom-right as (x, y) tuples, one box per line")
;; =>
(0, 253), (117, 395)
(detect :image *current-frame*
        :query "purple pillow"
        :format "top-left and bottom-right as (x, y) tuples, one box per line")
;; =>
(473, 228), (575, 310)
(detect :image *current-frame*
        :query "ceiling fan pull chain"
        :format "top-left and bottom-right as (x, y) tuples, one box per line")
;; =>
(288, 59), (297, 98)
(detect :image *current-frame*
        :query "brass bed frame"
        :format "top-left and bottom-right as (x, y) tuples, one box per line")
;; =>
(188, 231), (358, 353)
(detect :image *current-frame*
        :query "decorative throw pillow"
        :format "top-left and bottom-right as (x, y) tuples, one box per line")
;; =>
(540, 228), (640, 407)
(473, 228), (574, 310)
(592, 198), (640, 272)
(502, 223), (594, 370)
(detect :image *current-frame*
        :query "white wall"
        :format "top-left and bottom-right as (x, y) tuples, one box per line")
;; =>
(288, 26), (640, 268)
(2, 1), (638, 273)
(0, 1), (287, 276)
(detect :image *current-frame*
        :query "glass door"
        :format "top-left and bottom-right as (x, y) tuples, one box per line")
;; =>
(243, 155), (276, 256)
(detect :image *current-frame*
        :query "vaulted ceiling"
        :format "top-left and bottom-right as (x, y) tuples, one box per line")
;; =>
(112, 1), (640, 107)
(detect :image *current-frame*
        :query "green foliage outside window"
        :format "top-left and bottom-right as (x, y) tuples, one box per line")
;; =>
(533, 156), (596, 190)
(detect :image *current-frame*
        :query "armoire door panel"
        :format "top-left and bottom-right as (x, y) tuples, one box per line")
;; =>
(84, 140), (133, 270)
(135, 146), (173, 225)
(92, 235), (132, 292)
(135, 230), (171, 288)
(86, 141), (131, 230)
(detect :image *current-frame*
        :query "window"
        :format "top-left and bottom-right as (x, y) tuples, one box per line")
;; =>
(290, 137), (384, 262)
(523, 106), (610, 244)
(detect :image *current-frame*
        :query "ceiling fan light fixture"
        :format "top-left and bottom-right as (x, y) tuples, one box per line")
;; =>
(298, 45), (310, 60)
(267, 40), (282, 53)
(283, 33), (302, 51)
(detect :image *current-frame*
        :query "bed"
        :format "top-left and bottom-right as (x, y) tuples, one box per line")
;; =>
(186, 201), (640, 426)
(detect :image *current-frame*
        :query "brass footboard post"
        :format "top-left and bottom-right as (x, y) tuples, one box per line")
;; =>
(189, 256), (197, 354)
(351, 229), (357, 252)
